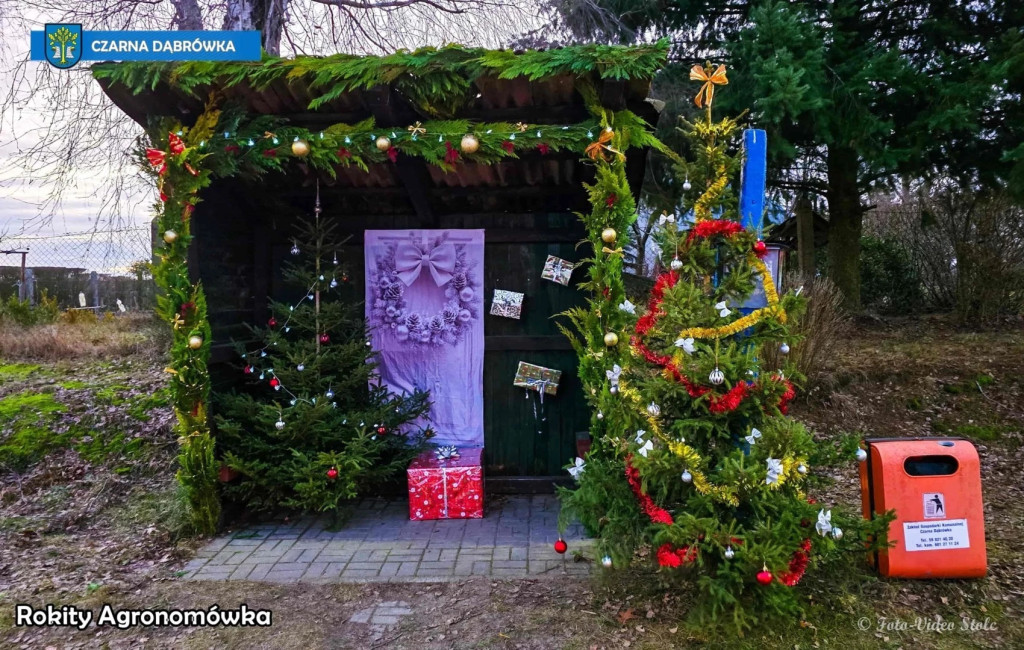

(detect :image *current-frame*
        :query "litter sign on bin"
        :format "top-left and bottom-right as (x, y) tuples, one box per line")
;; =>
(923, 492), (945, 518)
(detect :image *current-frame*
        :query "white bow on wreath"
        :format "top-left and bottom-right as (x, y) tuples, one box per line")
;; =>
(395, 241), (457, 286)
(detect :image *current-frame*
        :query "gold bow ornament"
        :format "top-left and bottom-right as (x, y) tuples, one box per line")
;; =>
(690, 63), (728, 108)
(407, 122), (427, 138)
(585, 127), (622, 162)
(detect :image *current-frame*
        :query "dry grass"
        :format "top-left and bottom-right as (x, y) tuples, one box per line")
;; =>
(0, 313), (166, 361)
(762, 275), (850, 382)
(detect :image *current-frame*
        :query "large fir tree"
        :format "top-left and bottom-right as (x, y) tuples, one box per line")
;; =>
(542, 0), (1011, 309)
(215, 191), (430, 514)
(558, 70), (888, 630)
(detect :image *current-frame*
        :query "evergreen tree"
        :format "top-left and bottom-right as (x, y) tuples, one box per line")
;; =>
(558, 72), (889, 631)
(215, 193), (430, 514)
(543, 0), (1011, 309)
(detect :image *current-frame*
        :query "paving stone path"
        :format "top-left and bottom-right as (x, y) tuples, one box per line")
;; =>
(183, 495), (591, 583)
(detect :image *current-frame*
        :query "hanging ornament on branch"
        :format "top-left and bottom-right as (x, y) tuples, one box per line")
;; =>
(291, 137), (310, 157)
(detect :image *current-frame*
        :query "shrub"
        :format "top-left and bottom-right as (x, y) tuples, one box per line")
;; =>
(859, 236), (924, 314)
(0, 292), (59, 326)
(761, 275), (849, 383)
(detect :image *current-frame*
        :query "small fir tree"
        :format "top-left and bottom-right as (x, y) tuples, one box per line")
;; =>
(215, 193), (430, 514)
(559, 65), (888, 631)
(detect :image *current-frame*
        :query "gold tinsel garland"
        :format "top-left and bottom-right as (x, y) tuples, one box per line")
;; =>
(675, 255), (786, 341)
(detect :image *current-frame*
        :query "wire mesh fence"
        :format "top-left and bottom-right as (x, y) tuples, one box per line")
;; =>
(0, 225), (155, 311)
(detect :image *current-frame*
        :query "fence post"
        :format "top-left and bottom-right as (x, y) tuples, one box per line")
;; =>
(24, 269), (36, 305)
(90, 271), (100, 308)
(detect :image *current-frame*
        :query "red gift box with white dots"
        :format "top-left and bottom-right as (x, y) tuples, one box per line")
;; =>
(407, 447), (484, 521)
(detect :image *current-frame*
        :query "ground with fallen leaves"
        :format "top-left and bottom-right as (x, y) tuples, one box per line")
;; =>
(1, 314), (1022, 649)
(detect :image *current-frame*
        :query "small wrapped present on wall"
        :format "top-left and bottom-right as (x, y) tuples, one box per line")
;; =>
(541, 255), (576, 286)
(407, 447), (484, 521)
(513, 361), (562, 397)
(490, 289), (525, 319)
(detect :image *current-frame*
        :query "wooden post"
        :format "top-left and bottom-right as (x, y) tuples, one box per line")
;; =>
(740, 129), (767, 234)
(90, 271), (100, 308)
(795, 194), (815, 277)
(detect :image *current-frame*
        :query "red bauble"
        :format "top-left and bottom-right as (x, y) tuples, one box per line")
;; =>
(756, 568), (773, 585)
(268, 317), (277, 327)
(753, 240), (768, 257)
(243, 365), (253, 375)
(326, 467), (338, 480)
(377, 425), (387, 435)
(554, 539), (568, 554)
(269, 377), (280, 388)
(319, 333), (330, 344)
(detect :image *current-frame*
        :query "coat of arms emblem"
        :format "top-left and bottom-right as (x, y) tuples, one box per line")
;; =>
(44, 24), (83, 69)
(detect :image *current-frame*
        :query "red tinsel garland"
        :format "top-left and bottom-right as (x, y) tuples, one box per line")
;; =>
(776, 539), (812, 586)
(631, 270), (795, 415)
(625, 455), (674, 525)
(687, 219), (743, 242)
(656, 543), (699, 568)
(387, 146), (399, 163)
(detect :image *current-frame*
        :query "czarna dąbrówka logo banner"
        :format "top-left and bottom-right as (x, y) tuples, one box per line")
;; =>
(31, 28), (261, 68)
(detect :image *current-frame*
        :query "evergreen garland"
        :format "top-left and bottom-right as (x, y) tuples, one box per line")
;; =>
(129, 46), (669, 533)
(93, 41), (669, 118)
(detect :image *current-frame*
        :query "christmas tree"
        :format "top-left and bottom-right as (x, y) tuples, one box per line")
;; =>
(215, 189), (430, 515)
(558, 64), (888, 630)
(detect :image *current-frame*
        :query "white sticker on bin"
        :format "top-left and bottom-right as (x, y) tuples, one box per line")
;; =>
(903, 519), (969, 551)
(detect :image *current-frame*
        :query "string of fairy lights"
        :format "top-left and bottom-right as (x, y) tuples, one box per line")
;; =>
(236, 184), (370, 432)
(186, 120), (608, 162)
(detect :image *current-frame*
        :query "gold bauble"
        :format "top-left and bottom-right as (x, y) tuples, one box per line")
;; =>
(601, 228), (617, 244)
(375, 136), (391, 151)
(291, 139), (310, 157)
(460, 134), (480, 154)
(603, 332), (619, 347)
(188, 335), (203, 350)
(163, 230), (178, 244)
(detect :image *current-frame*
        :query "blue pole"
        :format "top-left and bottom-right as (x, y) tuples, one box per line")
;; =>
(740, 129), (767, 235)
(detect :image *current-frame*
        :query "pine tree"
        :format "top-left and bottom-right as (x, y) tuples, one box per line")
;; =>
(215, 191), (430, 515)
(558, 69), (889, 631)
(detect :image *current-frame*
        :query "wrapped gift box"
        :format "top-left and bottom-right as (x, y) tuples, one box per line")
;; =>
(407, 447), (484, 521)
(490, 289), (525, 319)
(513, 361), (562, 396)
(541, 255), (576, 285)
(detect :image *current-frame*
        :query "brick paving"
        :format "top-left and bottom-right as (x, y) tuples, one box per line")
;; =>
(183, 495), (591, 583)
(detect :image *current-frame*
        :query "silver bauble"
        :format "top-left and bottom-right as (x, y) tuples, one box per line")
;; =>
(797, 463), (808, 475)
(681, 470), (693, 483)
(724, 546), (735, 560)
(670, 258), (683, 271)
(601, 555), (613, 568)
(275, 420), (285, 430)
(596, 411), (604, 420)
(780, 343), (791, 354)
(831, 526), (844, 540)
(646, 402), (661, 417)
(856, 448), (868, 462)
(709, 368), (725, 385)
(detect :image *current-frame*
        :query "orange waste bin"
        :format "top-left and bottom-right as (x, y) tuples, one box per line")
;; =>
(859, 437), (986, 578)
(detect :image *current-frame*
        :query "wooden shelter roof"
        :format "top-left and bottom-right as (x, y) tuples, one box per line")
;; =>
(95, 47), (662, 215)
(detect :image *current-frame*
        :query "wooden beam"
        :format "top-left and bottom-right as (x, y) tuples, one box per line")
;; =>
(485, 335), (574, 351)
(599, 78), (627, 111)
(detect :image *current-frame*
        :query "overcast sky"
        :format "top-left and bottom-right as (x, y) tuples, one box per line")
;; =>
(0, 3), (545, 274)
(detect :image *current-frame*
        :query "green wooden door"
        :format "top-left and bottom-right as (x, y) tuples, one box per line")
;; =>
(480, 236), (590, 477)
(311, 213), (591, 478)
